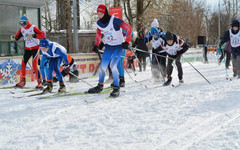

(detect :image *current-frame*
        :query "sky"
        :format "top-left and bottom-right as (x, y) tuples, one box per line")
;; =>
(206, 0), (219, 7)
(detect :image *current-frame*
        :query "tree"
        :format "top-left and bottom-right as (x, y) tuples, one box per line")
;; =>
(123, 0), (152, 31)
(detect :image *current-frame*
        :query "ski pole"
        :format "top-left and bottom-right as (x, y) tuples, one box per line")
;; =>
(123, 67), (148, 88)
(131, 47), (176, 61)
(181, 56), (211, 84)
(62, 76), (74, 89)
(68, 71), (94, 87)
(132, 47), (211, 85)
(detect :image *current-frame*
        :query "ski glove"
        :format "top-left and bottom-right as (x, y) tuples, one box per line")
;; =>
(152, 48), (158, 53)
(122, 42), (129, 49)
(98, 42), (105, 50)
(63, 65), (70, 73)
(92, 45), (99, 53)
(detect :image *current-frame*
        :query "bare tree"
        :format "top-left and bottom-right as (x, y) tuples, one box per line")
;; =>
(122, 0), (152, 31)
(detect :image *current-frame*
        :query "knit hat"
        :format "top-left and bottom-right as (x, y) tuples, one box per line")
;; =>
(150, 27), (159, 36)
(232, 19), (239, 28)
(19, 15), (28, 26)
(97, 4), (106, 14)
(151, 19), (159, 28)
(39, 38), (50, 47)
(165, 31), (174, 41)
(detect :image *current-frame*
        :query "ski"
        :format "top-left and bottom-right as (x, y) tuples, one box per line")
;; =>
(172, 83), (182, 87)
(37, 90), (111, 99)
(0, 86), (34, 89)
(13, 91), (56, 98)
(10, 88), (43, 94)
(23, 88), (43, 93)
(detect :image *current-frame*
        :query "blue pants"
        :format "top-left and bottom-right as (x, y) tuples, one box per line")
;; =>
(40, 55), (49, 80)
(99, 45), (122, 86)
(117, 49), (126, 77)
(47, 57), (63, 82)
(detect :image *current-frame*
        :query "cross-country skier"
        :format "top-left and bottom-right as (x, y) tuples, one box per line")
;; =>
(220, 19), (240, 77)
(87, 4), (132, 97)
(158, 31), (189, 86)
(147, 27), (166, 80)
(39, 30), (48, 86)
(15, 15), (44, 88)
(39, 38), (69, 93)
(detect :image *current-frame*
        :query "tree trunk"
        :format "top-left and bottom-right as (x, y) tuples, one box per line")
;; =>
(63, 0), (73, 53)
(114, 0), (120, 7)
(136, 0), (144, 31)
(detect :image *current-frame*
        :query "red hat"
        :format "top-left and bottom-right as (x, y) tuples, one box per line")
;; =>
(97, 4), (106, 14)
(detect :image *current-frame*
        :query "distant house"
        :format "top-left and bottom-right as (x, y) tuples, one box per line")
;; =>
(0, 0), (44, 56)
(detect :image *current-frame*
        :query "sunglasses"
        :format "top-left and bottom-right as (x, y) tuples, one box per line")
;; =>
(19, 21), (27, 26)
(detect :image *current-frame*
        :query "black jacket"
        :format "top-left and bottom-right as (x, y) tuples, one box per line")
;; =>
(132, 31), (148, 58)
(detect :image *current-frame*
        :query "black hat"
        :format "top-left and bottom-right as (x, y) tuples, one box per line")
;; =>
(165, 31), (174, 41)
(232, 19), (239, 28)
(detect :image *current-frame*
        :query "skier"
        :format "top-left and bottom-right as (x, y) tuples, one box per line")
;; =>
(220, 19), (240, 77)
(53, 55), (79, 83)
(39, 38), (69, 93)
(132, 30), (148, 72)
(39, 49), (49, 86)
(88, 4), (132, 97)
(159, 31), (189, 86)
(39, 30), (48, 86)
(15, 15), (44, 88)
(147, 27), (166, 80)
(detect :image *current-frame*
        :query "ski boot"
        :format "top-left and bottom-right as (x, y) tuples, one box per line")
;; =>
(58, 81), (66, 93)
(53, 76), (58, 83)
(87, 83), (103, 93)
(16, 77), (26, 87)
(179, 77), (184, 84)
(35, 79), (43, 89)
(163, 76), (172, 86)
(110, 86), (120, 97)
(119, 77), (125, 87)
(42, 79), (48, 86)
(43, 81), (53, 93)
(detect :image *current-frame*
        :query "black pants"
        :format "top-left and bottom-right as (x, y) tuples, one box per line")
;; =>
(167, 55), (183, 80)
(138, 56), (146, 71)
(128, 56), (135, 71)
(203, 46), (208, 63)
(22, 49), (41, 79)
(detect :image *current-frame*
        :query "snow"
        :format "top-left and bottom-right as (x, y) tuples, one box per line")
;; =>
(1, 51), (240, 149)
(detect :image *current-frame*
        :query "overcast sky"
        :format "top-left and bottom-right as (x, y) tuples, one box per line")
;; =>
(206, 0), (219, 6)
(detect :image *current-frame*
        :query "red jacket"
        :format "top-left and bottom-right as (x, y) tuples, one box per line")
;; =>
(15, 20), (44, 50)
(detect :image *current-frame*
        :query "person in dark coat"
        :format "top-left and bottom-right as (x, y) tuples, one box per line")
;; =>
(220, 19), (240, 77)
(132, 30), (148, 71)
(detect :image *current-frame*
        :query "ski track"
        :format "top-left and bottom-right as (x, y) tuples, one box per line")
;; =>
(1, 54), (240, 149)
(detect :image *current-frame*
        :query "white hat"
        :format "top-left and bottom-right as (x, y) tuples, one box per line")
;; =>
(151, 19), (159, 28)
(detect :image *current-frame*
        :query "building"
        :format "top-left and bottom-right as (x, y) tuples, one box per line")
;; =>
(0, 0), (44, 56)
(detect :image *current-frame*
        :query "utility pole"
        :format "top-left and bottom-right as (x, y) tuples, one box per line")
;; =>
(236, 0), (238, 17)
(229, 0), (231, 25)
(218, 0), (221, 38)
(73, 0), (79, 53)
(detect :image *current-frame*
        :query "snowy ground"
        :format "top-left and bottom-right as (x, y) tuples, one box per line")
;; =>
(0, 54), (240, 150)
